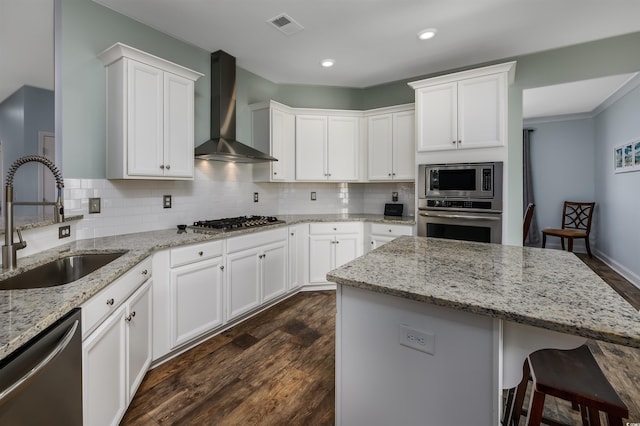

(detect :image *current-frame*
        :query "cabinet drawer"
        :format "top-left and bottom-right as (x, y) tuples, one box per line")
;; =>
(309, 222), (362, 235)
(227, 228), (288, 253)
(82, 257), (152, 339)
(370, 223), (413, 237)
(170, 240), (224, 268)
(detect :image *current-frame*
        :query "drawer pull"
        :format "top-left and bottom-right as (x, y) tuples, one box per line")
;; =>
(389, 229), (392, 233)
(220, 265), (224, 271)
(106, 298), (115, 306)
(198, 251), (204, 256)
(142, 269), (148, 275)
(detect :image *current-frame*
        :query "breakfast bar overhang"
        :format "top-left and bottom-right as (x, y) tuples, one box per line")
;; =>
(327, 236), (640, 425)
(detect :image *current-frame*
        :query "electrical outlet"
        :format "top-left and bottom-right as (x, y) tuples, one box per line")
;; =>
(399, 324), (435, 355)
(89, 197), (101, 214)
(58, 225), (71, 239)
(254, 192), (259, 202)
(311, 192), (316, 201)
(392, 192), (399, 202)
(163, 195), (172, 208)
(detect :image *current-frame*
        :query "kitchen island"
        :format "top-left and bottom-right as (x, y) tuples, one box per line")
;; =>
(327, 236), (640, 426)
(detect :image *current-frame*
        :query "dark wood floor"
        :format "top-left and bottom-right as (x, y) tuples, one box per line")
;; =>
(123, 255), (640, 425)
(122, 291), (335, 425)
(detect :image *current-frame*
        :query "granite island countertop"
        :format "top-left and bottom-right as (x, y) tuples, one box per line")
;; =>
(0, 214), (414, 361)
(327, 236), (640, 349)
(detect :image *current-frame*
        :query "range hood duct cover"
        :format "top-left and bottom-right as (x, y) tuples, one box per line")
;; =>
(195, 50), (277, 163)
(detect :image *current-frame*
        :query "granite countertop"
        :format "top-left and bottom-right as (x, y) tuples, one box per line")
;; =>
(0, 214), (414, 361)
(327, 236), (640, 349)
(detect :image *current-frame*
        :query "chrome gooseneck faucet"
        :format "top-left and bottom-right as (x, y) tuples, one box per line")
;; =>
(2, 155), (65, 271)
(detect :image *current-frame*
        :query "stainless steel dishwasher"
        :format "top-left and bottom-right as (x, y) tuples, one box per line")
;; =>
(0, 308), (82, 425)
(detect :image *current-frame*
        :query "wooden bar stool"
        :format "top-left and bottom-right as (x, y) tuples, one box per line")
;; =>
(508, 344), (628, 426)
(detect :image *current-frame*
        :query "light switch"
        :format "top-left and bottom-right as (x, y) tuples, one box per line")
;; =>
(163, 195), (172, 208)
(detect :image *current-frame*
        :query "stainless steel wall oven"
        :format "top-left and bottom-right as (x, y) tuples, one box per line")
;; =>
(418, 162), (503, 244)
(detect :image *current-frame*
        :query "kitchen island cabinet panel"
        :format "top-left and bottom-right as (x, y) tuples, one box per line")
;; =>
(337, 285), (499, 426)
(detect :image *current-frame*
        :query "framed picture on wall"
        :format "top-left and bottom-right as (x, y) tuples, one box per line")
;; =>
(614, 138), (640, 173)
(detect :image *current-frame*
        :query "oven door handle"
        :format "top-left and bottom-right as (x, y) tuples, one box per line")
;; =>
(419, 211), (502, 221)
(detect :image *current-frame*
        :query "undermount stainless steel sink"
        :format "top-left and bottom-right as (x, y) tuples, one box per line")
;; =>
(0, 252), (126, 290)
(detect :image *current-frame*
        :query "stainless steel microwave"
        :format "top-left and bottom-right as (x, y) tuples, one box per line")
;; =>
(419, 162), (502, 200)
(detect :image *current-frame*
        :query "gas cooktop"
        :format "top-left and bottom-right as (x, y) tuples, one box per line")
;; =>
(191, 216), (284, 232)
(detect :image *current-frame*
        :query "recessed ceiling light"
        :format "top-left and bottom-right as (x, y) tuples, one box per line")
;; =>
(321, 59), (335, 68)
(417, 28), (438, 40)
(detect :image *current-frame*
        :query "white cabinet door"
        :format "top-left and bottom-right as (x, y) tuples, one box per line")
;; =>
(170, 256), (224, 348)
(261, 240), (288, 303)
(271, 107), (295, 181)
(327, 116), (359, 181)
(308, 234), (335, 283)
(369, 235), (396, 251)
(335, 233), (361, 268)
(392, 110), (415, 180)
(296, 115), (327, 180)
(288, 225), (307, 290)
(126, 280), (152, 402)
(127, 60), (164, 177)
(227, 248), (261, 320)
(457, 73), (505, 149)
(163, 72), (194, 178)
(83, 304), (127, 426)
(416, 82), (457, 152)
(367, 114), (394, 180)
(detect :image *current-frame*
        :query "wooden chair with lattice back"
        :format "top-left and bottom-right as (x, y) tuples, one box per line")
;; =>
(542, 201), (595, 257)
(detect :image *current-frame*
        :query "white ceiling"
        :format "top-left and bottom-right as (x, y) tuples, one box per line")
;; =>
(523, 73), (639, 120)
(93, 0), (640, 88)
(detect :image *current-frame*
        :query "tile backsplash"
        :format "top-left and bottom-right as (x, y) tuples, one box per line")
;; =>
(64, 162), (415, 239)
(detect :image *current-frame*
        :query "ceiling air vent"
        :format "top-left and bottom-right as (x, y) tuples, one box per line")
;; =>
(268, 13), (304, 36)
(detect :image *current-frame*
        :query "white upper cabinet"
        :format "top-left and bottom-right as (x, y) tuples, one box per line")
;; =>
(296, 113), (360, 181)
(366, 105), (415, 181)
(99, 43), (203, 180)
(409, 62), (515, 152)
(251, 101), (295, 182)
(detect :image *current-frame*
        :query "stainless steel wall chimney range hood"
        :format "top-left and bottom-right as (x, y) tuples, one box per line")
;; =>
(195, 50), (277, 163)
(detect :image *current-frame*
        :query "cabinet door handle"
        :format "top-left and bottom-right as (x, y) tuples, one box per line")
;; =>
(220, 265), (224, 271)
(159, 164), (165, 169)
(142, 269), (148, 275)
(452, 140), (457, 145)
(290, 232), (294, 236)
(106, 298), (115, 306)
(125, 311), (136, 322)
(370, 241), (374, 245)
(274, 172), (277, 175)
(458, 140), (461, 144)
(335, 240), (340, 244)
(166, 164), (171, 170)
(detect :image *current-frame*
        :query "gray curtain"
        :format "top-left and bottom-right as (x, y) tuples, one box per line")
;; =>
(523, 128), (539, 245)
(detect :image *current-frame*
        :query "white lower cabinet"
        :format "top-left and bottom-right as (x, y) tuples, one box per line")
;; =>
(170, 256), (224, 348)
(309, 222), (362, 284)
(168, 240), (225, 349)
(227, 228), (288, 321)
(366, 223), (414, 252)
(82, 279), (152, 426)
(288, 224), (308, 290)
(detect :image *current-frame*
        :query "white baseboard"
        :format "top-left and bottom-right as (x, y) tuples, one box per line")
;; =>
(593, 249), (640, 290)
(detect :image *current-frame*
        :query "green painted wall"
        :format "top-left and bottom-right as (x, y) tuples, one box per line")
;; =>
(60, 0), (640, 184)
(60, 0), (210, 178)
